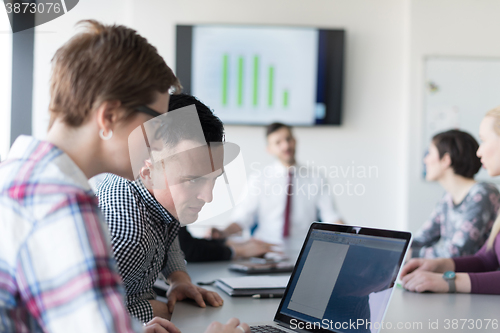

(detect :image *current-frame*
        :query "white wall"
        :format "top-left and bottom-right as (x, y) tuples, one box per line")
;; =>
(129, 0), (410, 232)
(27, 0), (409, 232)
(0, 14), (12, 161)
(32, 0), (134, 140)
(406, 0), (500, 232)
(25, 0), (500, 235)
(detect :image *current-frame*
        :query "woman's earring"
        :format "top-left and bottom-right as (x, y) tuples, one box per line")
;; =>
(99, 129), (113, 141)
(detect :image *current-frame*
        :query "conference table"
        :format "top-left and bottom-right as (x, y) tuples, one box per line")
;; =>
(170, 240), (500, 333)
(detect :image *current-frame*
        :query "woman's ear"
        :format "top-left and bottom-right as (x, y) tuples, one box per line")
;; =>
(441, 152), (452, 168)
(95, 100), (122, 134)
(140, 159), (154, 189)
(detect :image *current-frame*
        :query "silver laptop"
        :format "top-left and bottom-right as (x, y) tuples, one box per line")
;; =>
(251, 222), (411, 333)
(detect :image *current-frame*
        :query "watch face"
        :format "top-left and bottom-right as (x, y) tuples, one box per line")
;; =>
(443, 271), (456, 279)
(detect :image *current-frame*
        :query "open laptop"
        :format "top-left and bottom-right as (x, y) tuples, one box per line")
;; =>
(250, 222), (411, 333)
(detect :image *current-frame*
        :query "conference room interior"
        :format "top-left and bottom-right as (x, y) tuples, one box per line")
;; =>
(1, 0), (500, 332)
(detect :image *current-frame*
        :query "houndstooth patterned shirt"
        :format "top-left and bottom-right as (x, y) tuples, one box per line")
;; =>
(97, 174), (186, 323)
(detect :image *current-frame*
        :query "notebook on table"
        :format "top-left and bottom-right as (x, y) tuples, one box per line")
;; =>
(249, 222), (411, 333)
(228, 261), (295, 274)
(215, 275), (290, 296)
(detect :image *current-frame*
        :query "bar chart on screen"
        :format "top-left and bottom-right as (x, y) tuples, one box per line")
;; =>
(220, 53), (289, 109)
(191, 25), (318, 125)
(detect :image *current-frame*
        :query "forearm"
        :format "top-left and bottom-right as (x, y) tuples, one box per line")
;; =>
(167, 270), (192, 285)
(467, 271), (500, 294)
(223, 222), (243, 237)
(128, 299), (154, 323)
(162, 237), (187, 277)
(455, 273), (472, 293)
(436, 258), (455, 273)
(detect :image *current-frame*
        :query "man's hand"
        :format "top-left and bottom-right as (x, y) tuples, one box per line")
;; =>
(166, 271), (223, 313)
(148, 300), (171, 319)
(210, 223), (243, 239)
(143, 317), (181, 333)
(228, 239), (276, 259)
(210, 227), (226, 240)
(204, 318), (250, 333)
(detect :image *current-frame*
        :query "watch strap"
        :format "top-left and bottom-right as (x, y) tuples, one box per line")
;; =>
(447, 278), (456, 293)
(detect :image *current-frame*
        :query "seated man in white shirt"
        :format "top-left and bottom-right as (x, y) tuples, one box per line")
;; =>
(212, 122), (344, 244)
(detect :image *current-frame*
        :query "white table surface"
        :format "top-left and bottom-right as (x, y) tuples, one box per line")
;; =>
(171, 260), (500, 333)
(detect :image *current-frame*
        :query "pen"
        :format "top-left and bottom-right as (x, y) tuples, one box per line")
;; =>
(252, 293), (283, 299)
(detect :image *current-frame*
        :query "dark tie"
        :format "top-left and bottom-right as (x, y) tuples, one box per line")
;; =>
(283, 169), (293, 238)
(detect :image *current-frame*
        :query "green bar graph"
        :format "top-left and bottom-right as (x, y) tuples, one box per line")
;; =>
(283, 90), (289, 107)
(221, 55), (287, 109)
(268, 66), (274, 107)
(253, 56), (259, 106)
(222, 54), (229, 106)
(238, 57), (244, 106)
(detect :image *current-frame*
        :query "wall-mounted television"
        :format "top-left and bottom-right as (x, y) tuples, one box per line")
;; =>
(176, 24), (345, 126)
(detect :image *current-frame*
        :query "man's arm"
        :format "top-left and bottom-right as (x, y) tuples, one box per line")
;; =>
(161, 236), (187, 278)
(316, 176), (344, 224)
(212, 173), (261, 239)
(211, 222), (244, 239)
(178, 227), (233, 262)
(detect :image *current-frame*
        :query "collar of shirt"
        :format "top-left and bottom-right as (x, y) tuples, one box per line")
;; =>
(131, 178), (175, 225)
(271, 161), (303, 177)
(7, 135), (92, 192)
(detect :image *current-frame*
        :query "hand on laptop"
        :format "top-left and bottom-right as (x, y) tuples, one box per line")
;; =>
(143, 317), (181, 333)
(166, 271), (223, 313)
(204, 318), (250, 333)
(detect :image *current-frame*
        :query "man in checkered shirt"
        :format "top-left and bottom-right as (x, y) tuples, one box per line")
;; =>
(96, 94), (225, 323)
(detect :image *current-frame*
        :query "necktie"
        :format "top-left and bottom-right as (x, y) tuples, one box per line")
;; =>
(283, 169), (293, 238)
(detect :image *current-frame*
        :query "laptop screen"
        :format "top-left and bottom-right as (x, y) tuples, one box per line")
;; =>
(275, 226), (410, 333)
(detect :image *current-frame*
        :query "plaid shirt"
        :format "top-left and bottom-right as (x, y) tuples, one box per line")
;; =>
(0, 136), (139, 333)
(96, 174), (185, 323)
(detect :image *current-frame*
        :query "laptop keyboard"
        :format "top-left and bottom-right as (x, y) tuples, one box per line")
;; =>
(250, 325), (289, 333)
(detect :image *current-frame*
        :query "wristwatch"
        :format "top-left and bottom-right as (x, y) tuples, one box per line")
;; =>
(443, 271), (456, 293)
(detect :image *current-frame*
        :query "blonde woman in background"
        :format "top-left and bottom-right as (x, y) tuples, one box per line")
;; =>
(401, 107), (500, 294)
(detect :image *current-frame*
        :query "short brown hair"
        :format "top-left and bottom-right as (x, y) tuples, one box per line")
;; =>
(266, 122), (292, 137)
(432, 129), (481, 179)
(49, 20), (181, 128)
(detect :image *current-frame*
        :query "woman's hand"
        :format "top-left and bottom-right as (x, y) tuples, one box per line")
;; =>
(401, 271), (449, 293)
(400, 258), (454, 278)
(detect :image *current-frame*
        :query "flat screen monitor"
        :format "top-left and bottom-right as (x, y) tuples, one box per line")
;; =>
(176, 24), (345, 126)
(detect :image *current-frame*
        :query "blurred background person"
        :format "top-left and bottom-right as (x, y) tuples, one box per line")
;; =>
(402, 109), (500, 294)
(212, 122), (343, 245)
(412, 129), (500, 258)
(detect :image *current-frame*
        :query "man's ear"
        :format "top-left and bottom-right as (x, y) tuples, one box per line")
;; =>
(140, 159), (154, 188)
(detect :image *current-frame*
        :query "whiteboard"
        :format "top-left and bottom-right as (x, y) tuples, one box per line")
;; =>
(424, 56), (500, 182)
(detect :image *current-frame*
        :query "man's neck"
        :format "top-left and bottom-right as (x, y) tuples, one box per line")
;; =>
(279, 159), (296, 168)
